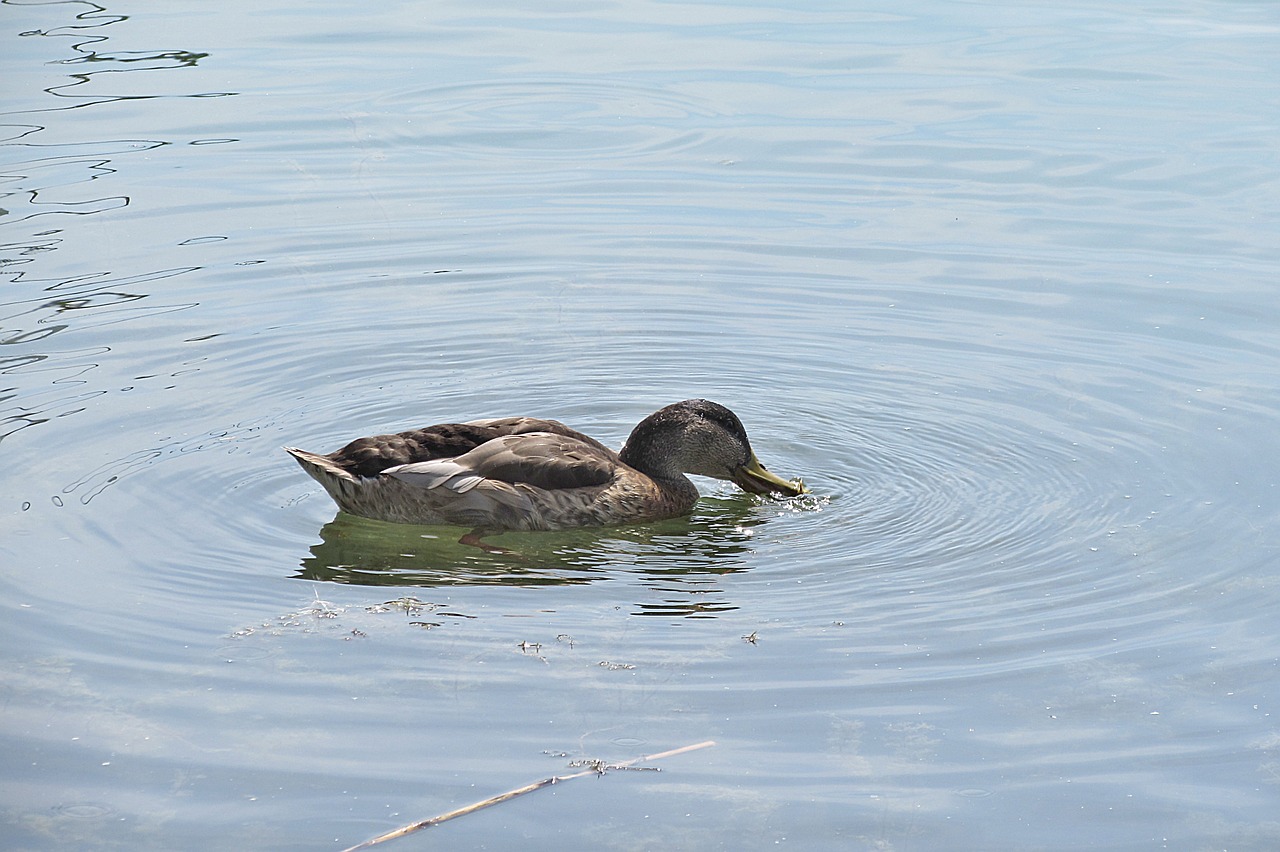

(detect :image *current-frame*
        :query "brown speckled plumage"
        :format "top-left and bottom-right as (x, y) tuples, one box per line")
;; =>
(285, 400), (805, 543)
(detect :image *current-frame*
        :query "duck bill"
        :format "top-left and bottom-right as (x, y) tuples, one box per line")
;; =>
(732, 453), (807, 496)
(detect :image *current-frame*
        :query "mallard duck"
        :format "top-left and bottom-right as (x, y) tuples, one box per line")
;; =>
(285, 399), (805, 548)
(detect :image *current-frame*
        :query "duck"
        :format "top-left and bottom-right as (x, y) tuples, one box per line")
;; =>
(285, 399), (806, 549)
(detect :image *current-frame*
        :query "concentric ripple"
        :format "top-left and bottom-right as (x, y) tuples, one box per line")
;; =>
(365, 76), (719, 162)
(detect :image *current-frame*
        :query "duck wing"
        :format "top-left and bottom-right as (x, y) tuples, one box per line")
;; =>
(384, 432), (619, 494)
(328, 417), (606, 478)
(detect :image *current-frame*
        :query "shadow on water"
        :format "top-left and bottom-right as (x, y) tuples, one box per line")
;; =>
(295, 496), (776, 616)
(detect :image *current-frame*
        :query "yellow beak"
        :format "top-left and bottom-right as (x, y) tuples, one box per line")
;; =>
(732, 452), (808, 497)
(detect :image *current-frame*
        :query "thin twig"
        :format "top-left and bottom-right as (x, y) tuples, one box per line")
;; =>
(339, 740), (716, 851)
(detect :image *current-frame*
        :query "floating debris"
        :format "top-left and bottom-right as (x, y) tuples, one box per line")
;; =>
(339, 740), (716, 851)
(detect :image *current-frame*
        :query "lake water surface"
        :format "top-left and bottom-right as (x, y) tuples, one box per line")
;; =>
(3, 0), (1279, 849)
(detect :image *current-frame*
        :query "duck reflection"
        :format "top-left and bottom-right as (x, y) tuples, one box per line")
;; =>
(295, 495), (770, 617)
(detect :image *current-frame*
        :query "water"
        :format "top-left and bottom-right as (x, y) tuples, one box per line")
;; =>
(3, 0), (1279, 848)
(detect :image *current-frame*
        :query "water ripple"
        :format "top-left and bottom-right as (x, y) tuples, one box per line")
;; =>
(368, 77), (718, 162)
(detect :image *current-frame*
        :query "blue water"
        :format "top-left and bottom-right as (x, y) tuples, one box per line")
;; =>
(3, 0), (1279, 849)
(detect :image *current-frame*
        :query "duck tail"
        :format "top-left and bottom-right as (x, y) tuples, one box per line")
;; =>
(284, 446), (349, 479)
(285, 445), (368, 507)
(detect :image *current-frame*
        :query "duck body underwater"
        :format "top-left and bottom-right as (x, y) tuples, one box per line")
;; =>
(286, 399), (806, 545)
